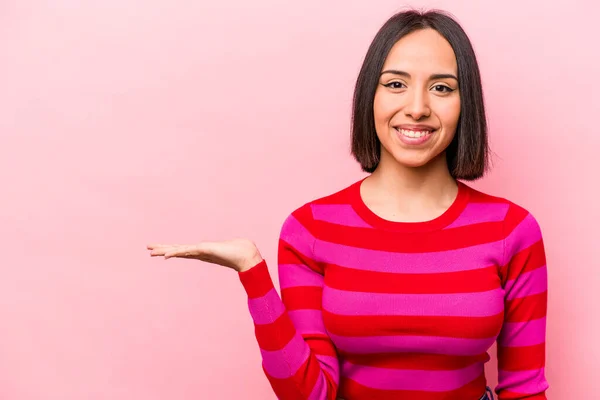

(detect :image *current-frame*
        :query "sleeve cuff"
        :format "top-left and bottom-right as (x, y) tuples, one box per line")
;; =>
(238, 259), (275, 299)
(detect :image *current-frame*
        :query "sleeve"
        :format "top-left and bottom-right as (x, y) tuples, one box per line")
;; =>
(238, 205), (340, 400)
(496, 204), (549, 399)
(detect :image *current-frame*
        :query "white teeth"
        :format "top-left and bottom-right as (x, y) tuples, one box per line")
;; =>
(397, 128), (432, 138)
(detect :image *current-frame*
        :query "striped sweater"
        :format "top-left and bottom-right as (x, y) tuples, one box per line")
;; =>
(238, 178), (549, 399)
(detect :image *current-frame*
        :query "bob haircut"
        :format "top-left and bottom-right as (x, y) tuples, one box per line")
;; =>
(351, 9), (489, 180)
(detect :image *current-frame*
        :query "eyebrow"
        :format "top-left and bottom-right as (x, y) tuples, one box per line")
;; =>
(380, 69), (458, 81)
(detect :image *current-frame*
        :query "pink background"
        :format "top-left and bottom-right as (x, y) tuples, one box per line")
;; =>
(1, 0), (597, 399)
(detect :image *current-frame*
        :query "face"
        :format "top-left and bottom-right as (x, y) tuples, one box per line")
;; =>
(373, 28), (461, 170)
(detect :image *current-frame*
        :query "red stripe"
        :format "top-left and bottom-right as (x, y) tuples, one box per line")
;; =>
(313, 218), (505, 253)
(467, 190), (507, 204)
(339, 373), (486, 400)
(503, 204), (529, 235)
(505, 292), (547, 322)
(500, 390), (547, 399)
(265, 358), (312, 400)
(321, 370), (338, 400)
(501, 240), (546, 281)
(341, 352), (490, 371)
(282, 286), (323, 310)
(238, 260), (274, 298)
(323, 310), (503, 339)
(498, 343), (545, 370)
(254, 312), (296, 351)
(278, 239), (323, 274)
(266, 353), (337, 400)
(304, 334), (338, 357)
(325, 264), (500, 294)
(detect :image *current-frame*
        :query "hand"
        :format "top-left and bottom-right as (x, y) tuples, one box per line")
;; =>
(147, 238), (263, 272)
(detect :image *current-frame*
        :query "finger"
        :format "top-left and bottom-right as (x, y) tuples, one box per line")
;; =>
(165, 253), (200, 260)
(148, 244), (186, 257)
(150, 245), (185, 257)
(147, 244), (183, 250)
(164, 244), (208, 259)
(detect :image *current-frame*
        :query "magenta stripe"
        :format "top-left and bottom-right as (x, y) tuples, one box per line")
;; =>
(342, 360), (483, 391)
(261, 333), (310, 379)
(322, 287), (504, 317)
(497, 367), (548, 395)
(306, 356), (339, 399)
(280, 215), (315, 258)
(311, 204), (372, 228)
(503, 213), (542, 265)
(446, 203), (509, 229)
(248, 288), (285, 325)
(498, 317), (546, 347)
(315, 355), (340, 384)
(285, 213), (506, 273)
(329, 333), (496, 356)
(279, 263), (323, 289)
(505, 266), (547, 300)
(289, 310), (327, 334)
(315, 238), (503, 274)
(307, 375), (327, 400)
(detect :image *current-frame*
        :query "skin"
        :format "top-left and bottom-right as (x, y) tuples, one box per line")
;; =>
(147, 239), (262, 272)
(361, 28), (462, 223)
(147, 28), (463, 271)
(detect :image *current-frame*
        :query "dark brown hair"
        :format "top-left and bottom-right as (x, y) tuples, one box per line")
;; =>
(350, 9), (489, 180)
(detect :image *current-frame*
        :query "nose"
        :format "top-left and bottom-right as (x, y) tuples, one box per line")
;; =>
(404, 89), (431, 120)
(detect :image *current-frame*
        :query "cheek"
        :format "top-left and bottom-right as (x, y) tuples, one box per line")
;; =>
(373, 92), (397, 124)
(438, 99), (461, 130)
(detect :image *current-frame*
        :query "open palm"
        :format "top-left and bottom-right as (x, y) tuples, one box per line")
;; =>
(147, 238), (263, 272)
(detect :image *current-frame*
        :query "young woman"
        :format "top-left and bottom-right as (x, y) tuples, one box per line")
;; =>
(148, 9), (549, 400)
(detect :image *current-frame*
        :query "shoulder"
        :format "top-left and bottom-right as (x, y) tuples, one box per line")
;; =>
(464, 183), (545, 264)
(463, 182), (541, 228)
(280, 178), (362, 230)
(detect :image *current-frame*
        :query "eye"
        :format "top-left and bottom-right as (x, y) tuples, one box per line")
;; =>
(383, 81), (406, 89)
(432, 84), (454, 93)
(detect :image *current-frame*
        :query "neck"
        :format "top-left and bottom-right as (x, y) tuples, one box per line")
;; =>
(363, 151), (459, 222)
(372, 151), (456, 191)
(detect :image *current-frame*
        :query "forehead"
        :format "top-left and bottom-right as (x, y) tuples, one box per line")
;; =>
(382, 28), (457, 73)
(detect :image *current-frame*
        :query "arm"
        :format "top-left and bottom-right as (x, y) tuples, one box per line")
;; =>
(496, 205), (549, 399)
(238, 206), (339, 400)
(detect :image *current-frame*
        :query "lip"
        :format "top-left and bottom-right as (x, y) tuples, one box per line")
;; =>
(394, 126), (436, 146)
(394, 124), (437, 131)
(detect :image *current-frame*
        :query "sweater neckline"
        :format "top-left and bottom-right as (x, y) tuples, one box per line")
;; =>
(349, 176), (470, 233)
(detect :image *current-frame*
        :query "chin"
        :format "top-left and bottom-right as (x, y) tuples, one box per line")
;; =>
(395, 159), (432, 169)
(389, 151), (435, 169)
(378, 140), (448, 170)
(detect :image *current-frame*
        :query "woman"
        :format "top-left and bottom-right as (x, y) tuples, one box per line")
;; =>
(148, 9), (548, 400)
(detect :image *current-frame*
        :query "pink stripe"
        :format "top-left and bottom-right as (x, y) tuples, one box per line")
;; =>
(305, 355), (339, 400)
(497, 367), (548, 395)
(446, 203), (509, 229)
(261, 333), (310, 379)
(505, 266), (547, 300)
(503, 213), (542, 265)
(329, 333), (496, 356)
(280, 215), (315, 258)
(322, 287), (504, 317)
(289, 310), (326, 334)
(307, 376), (328, 400)
(342, 360), (483, 391)
(311, 204), (372, 228)
(279, 263), (323, 289)
(248, 288), (285, 325)
(498, 317), (546, 347)
(315, 355), (340, 384)
(315, 238), (503, 273)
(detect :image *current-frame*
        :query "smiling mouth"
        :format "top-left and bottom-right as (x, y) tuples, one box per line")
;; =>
(394, 127), (436, 138)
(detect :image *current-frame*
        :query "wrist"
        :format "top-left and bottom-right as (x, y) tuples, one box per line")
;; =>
(238, 254), (264, 272)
